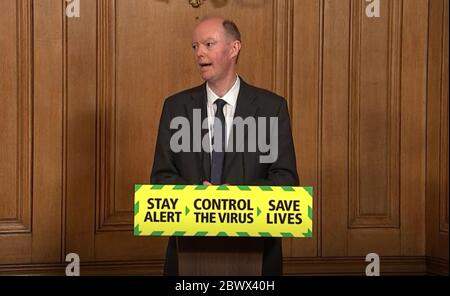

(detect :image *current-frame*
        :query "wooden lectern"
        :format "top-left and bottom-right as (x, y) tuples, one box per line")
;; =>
(177, 237), (264, 276)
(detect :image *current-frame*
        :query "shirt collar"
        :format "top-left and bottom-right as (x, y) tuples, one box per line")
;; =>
(206, 75), (240, 107)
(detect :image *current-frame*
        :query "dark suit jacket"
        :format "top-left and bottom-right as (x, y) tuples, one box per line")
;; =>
(150, 78), (299, 275)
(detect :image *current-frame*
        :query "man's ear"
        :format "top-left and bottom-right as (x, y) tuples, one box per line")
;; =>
(230, 40), (241, 60)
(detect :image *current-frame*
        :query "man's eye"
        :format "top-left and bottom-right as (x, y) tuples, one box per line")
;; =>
(206, 42), (214, 47)
(192, 45), (197, 50)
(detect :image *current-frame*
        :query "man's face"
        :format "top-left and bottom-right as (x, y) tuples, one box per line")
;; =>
(192, 19), (236, 83)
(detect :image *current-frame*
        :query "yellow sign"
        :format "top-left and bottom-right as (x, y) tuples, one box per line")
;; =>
(133, 185), (313, 238)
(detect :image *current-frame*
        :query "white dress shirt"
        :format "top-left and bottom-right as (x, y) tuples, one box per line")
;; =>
(206, 75), (240, 153)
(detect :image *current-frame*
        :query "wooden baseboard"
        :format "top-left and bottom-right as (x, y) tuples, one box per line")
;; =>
(426, 257), (449, 275)
(283, 256), (428, 276)
(0, 260), (164, 276)
(1, 256), (447, 276)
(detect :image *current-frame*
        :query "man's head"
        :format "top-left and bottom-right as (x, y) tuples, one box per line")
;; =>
(192, 17), (241, 84)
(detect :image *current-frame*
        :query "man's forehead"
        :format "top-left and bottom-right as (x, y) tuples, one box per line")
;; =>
(192, 31), (224, 44)
(196, 17), (224, 29)
(193, 19), (224, 37)
(192, 34), (219, 43)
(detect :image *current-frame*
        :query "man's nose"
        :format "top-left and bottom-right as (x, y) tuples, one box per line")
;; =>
(195, 45), (205, 58)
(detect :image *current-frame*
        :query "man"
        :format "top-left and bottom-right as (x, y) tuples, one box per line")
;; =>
(150, 17), (299, 276)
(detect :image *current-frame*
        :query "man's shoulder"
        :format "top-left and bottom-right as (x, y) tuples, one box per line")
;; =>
(164, 83), (204, 105)
(243, 81), (286, 106)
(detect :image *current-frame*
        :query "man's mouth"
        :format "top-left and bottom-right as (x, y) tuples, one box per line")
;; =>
(199, 63), (212, 69)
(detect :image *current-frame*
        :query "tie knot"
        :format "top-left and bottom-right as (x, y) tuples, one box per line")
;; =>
(214, 98), (227, 110)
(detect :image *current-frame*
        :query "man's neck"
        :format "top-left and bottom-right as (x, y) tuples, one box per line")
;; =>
(207, 74), (238, 97)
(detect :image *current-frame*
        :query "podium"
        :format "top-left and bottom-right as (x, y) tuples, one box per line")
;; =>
(177, 237), (264, 276)
(134, 185), (313, 275)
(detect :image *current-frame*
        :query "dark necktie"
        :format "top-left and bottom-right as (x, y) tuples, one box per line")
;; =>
(211, 99), (227, 185)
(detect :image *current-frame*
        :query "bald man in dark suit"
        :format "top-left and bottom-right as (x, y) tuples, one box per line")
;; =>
(151, 17), (299, 276)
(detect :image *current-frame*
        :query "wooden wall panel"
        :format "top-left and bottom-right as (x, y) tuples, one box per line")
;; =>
(0, 0), (32, 234)
(426, 0), (449, 268)
(439, 1), (449, 235)
(321, 0), (351, 257)
(0, 0), (63, 265)
(0, 0), (447, 274)
(32, 0), (63, 263)
(65, 0), (97, 261)
(0, 0), (33, 264)
(0, 0), (19, 226)
(345, 0), (403, 256)
(319, 0), (429, 258)
(348, 0), (401, 228)
(399, 0), (428, 256)
(290, 0), (321, 257)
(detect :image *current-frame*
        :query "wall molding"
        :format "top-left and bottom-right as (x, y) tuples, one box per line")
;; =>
(96, 0), (131, 232)
(426, 257), (449, 276)
(348, 0), (402, 228)
(438, 0), (449, 233)
(284, 256), (428, 276)
(0, 0), (33, 235)
(0, 259), (164, 275)
(2, 257), (447, 276)
(272, 0), (294, 110)
(425, 0), (448, 262)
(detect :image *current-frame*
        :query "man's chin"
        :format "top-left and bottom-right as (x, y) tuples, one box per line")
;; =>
(200, 74), (214, 82)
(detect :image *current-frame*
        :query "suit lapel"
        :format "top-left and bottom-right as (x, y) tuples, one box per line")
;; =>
(223, 79), (258, 179)
(188, 84), (210, 182)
